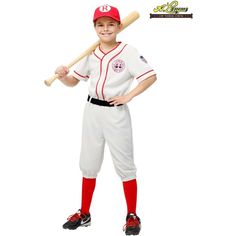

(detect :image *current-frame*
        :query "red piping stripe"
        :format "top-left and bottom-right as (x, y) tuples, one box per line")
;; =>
(93, 51), (101, 60)
(73, 71), (89, 79)
(95, 55), (104, 99)
(136, 70), (154, 81)
(101, 44), (127, 100)
(95, 42), (124, 100)
(99, 42), (121, 55)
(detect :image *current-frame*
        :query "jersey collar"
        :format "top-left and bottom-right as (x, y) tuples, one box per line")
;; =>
(94, 42), (124, 60)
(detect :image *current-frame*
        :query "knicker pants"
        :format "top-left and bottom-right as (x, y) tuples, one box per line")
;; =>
(79, 102), (137, 181)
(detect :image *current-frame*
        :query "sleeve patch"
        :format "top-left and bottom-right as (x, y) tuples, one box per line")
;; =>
(140, 55), (148, 63)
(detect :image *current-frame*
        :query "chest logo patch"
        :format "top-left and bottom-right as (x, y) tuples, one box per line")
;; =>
(112, 59), (125, 73)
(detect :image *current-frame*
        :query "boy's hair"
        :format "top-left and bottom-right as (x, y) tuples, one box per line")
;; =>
(93, 5), (120, 23)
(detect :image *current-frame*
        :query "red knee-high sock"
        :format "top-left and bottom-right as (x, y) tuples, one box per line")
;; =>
(123, 179), (137, 214)
(81, 177), (96, 214)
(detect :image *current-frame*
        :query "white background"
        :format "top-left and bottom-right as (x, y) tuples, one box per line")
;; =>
(0, 0), (235, 236)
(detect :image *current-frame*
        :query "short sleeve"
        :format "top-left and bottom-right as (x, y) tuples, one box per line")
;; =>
(72, 55), (90, 82)
(126, 46), (156, 83)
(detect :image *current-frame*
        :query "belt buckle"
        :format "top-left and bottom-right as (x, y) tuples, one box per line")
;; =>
(88, 95), (93, 103)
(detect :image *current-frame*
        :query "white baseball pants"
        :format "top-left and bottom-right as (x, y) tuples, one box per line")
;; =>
(79, 102), (137, 181)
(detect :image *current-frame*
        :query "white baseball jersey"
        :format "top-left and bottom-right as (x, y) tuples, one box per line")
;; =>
(72, 42), (156, 181)
(72, 42), (156, 100)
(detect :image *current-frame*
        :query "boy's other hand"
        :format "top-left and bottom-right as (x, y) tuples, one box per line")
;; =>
(107, 95), (132, 106)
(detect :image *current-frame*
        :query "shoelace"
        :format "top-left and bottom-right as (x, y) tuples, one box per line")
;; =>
(67, 211), (82, 222)
(123, 216), (140, 231)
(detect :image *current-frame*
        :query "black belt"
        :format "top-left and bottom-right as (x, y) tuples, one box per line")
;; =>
(87, 95), (122, 107)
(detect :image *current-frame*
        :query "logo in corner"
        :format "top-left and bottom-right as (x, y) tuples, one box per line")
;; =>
(112, 59), (125, 73)
(150, 1), (193, 19)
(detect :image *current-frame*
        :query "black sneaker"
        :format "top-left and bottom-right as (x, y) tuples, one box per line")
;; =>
(123, 213), (141, 235)
(62, 209), (91, 230)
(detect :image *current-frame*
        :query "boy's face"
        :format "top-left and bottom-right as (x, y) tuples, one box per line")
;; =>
(94, 17), (121, 44)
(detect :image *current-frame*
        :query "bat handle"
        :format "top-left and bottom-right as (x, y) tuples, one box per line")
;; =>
(44, 74), (59, 87)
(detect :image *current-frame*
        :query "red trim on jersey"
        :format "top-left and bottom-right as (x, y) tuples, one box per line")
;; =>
(99, 42), (121, 55)
(95, 55), (104, 99)
(95, 42), (124, 100)
(93, 51), (101, 60)
(73, 71), (89, 79)
(136, 70), (154, 81)
(101, 44), (127, 100)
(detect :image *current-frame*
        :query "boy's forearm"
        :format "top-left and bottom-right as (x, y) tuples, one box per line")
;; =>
(59, 75), (79, 87)
(127, 75), (157, 99)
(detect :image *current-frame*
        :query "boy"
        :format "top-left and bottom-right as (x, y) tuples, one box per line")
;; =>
(55, 4), (157, 235)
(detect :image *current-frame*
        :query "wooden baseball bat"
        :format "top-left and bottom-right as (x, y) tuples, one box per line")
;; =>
(44, 11), (140, 86)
